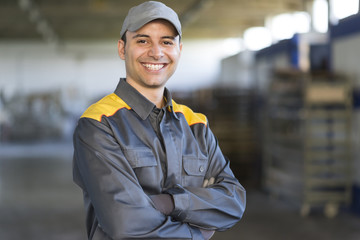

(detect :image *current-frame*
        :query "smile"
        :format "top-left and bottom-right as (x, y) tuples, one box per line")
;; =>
(142, 63), (165, 71)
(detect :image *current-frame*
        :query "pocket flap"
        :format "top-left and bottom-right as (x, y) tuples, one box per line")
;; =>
(183, 157), (207, 176)
(124, 148), (157, 168)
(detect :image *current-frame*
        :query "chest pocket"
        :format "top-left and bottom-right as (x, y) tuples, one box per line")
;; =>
(124, 148), (157, 168)
(182, 156), (207, 187)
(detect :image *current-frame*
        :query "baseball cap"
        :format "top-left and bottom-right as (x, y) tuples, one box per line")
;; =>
(120, 1), (182, 39)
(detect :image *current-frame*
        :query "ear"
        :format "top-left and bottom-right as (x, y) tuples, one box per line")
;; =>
(178, 41), (183, 57)
(118, 39), (125, 60)
(179, 41), (183, 54)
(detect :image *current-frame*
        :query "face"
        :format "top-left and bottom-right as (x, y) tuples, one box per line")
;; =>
(118, 19), (182, 91)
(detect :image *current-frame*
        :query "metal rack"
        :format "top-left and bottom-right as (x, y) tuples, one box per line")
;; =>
(301, 73), (353, 217)
(263, 70), (353, 218)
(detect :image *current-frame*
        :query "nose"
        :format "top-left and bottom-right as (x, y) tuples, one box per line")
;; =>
(148, 43), (164, 59)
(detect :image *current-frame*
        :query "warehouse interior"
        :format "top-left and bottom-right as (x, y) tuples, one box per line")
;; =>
(1, 0), (360, 239)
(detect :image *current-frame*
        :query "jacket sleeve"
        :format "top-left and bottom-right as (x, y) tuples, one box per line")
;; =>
(73, 117), (203, 239)
(166, 124), (246, 231)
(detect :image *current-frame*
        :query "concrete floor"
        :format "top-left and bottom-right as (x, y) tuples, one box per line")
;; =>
(0, 141), (359, 240)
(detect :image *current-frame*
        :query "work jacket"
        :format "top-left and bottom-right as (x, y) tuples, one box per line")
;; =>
(73, 78), (246, 239)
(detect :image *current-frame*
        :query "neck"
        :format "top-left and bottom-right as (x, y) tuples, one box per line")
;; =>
(147, 90), (165, 108)
(126, 79), (165, 108)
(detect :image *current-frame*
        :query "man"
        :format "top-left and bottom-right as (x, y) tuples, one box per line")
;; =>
(73, 1), (246, 239)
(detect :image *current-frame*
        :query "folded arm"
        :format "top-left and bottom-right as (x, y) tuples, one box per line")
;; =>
(164, 126), (246, 232)
(73, 118), (202, 239)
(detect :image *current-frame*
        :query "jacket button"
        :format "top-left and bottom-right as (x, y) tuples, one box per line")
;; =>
(199, 166), (204, 172)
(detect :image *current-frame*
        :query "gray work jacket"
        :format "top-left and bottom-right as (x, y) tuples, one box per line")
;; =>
(73, 78), (246, 239)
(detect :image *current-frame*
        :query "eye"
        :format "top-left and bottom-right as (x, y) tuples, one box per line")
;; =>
(136, 39), (148, 44)
(163, 40), (174, 46)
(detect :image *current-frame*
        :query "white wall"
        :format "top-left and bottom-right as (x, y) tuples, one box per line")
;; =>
(332, 33), (360, 88)
(332, 33), (360, 184)
(0, 41), (122, 100)
(219, 50), (255, 89)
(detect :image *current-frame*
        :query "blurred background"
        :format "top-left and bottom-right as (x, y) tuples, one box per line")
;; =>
(1, 0), (360, 239)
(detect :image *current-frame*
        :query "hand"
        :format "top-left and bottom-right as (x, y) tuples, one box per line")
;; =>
(202, 177), (215, 188)
(200, 229), (215, 240)
(149, 194), (174, 215)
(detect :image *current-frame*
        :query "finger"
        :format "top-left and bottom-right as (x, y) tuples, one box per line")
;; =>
(202, 179), (209, 188)
(208, 177), (215, 186)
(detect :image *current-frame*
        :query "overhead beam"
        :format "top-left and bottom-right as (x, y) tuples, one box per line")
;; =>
(18, 0), (59, 43)
(179, 0), (214, 27)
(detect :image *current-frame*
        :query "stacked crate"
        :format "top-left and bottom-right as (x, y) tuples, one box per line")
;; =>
(263, 70), (353, 217)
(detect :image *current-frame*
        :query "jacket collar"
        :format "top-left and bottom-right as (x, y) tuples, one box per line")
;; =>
(114, 78), (177, 120)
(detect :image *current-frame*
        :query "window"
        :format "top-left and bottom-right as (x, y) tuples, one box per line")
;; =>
(244, 27), (272, 51)
(313, 0), (329, 33)
(331, 0), (359, 20)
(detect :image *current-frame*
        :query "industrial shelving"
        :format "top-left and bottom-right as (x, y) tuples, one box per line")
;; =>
(263, 70), (353, 218)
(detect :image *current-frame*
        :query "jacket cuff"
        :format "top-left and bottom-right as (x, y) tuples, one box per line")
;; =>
(165, 184), (189, 222)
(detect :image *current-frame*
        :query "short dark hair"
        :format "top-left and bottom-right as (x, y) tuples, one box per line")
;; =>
(121, 31), (127, 45)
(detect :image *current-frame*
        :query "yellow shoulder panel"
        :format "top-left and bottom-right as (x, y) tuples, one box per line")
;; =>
(81, 93), (131, 122)
(172, 100), (207, 126)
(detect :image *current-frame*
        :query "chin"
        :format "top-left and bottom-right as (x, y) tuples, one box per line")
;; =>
(146, 82), (166, 89)
(145, 79), (168, 88)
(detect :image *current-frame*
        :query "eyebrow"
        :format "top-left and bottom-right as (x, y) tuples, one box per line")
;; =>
(132, 34), (177, 40)
(132, 34), (149, 39)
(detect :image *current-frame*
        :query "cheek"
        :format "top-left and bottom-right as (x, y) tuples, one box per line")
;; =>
(128, 48), (149, 62)
(125, 52), (139, 67)
(169, 49), (181, 63)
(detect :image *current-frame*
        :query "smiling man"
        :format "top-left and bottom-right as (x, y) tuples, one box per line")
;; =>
(73, 1), (246, 240)
(118, 18), (181, 108)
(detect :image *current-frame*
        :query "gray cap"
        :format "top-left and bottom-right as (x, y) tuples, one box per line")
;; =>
(120, 1), (182, 39)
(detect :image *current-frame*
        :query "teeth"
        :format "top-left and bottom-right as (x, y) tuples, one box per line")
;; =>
(143, 64), (164, 71)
